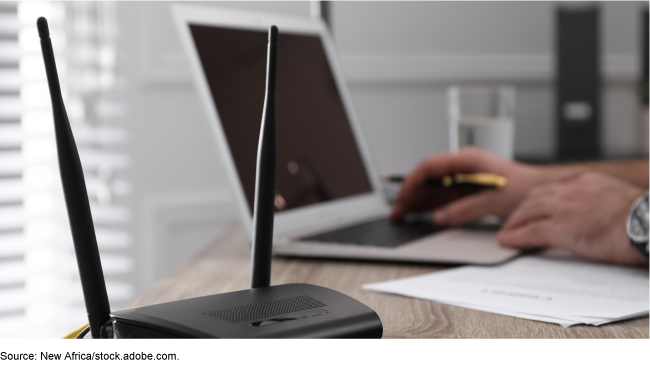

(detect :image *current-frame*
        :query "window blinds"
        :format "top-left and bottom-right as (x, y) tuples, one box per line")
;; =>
(0, 1), (133, 338)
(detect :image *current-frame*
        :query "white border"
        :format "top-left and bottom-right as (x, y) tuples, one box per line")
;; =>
(5, 338), (649, 361)
(171, 3), (389, 243)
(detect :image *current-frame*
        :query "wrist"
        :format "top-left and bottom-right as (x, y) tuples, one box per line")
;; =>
(619, 238), (649, 266)
(537, 164), (588, 185)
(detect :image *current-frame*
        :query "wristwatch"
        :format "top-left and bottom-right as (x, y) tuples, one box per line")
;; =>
(626, 191), (649, 259)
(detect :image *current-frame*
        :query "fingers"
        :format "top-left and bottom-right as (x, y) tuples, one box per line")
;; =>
(501, 185), (560, 230)
(498, 183), (562, 248)
(433, 191), (500, 226)
(497, 220), (553, 249)
(391, 148), (501, 221)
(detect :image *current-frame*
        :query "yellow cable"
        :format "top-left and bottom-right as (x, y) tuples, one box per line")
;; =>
(62, 323), (89, 339)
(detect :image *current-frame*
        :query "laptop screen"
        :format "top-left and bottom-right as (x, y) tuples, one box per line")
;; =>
(189, 24), (372, 214)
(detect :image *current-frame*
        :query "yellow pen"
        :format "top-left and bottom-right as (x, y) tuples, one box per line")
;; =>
(382, 173), (508, 189)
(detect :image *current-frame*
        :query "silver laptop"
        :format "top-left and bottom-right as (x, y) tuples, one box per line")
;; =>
(172, 4), (519, 265)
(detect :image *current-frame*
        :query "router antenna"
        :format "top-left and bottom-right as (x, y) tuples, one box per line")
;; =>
(250, 25), (278, 289)
(38, 17), (111, 338)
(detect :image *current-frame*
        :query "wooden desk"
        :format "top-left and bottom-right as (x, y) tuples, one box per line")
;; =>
(132, 224), (649, 339)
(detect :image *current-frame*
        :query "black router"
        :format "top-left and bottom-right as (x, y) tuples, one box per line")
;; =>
(38, 17), (382, 339)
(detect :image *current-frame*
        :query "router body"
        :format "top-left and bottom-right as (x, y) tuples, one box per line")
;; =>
(111, 284), (382, 338)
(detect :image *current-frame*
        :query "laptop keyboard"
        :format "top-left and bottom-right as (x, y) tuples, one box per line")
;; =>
(299, 217), (441, 248)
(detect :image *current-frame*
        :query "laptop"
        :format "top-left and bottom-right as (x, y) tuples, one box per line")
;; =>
(172, 4), (519, 265)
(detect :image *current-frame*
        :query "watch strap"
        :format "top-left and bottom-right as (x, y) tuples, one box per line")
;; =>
(629, 239), (649, 259)
(628, 191), (649, 259)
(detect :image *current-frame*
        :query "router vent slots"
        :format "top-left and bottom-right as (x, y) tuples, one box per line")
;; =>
(203, 295), (327, 324)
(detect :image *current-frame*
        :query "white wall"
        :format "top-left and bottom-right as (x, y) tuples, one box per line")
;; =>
(112, 1), (645, 295)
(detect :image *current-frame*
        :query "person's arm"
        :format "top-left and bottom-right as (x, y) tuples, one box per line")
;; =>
(551, 160), (649, 189)
(391, 147), (649, 226)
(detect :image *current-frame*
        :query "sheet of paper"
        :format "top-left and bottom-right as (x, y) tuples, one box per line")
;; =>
(442, 300), (645, 327)
(444, 302), (579, 327)
(363, 253), (649, 326)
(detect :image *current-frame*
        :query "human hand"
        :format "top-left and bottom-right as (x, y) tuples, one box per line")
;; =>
(391, 147), (551, 226)
(498, 172), (648, 266)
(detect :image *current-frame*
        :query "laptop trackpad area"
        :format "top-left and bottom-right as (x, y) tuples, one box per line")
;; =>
(298, 217), (443, 247)
(291, 217), (518, 264)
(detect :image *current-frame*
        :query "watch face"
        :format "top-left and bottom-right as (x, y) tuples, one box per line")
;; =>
(627, 194), (649, 242)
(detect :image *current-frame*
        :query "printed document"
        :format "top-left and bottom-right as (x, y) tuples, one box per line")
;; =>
(363, 251), (648, 327)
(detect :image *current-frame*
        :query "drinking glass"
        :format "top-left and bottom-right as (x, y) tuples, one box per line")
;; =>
(448, 85), (516, 160)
